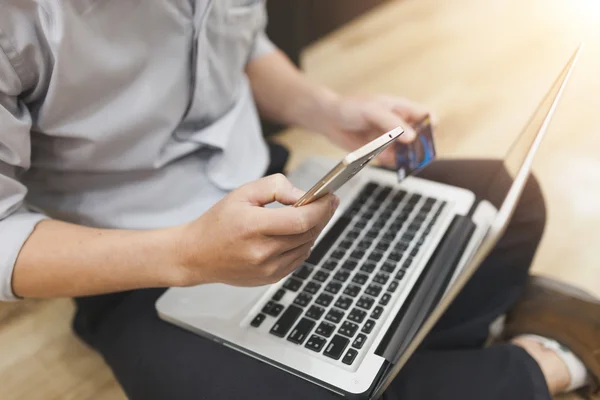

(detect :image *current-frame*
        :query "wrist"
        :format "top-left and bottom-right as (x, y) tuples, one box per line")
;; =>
(286, 83), (341, 135)
(153, 225), (200, 288)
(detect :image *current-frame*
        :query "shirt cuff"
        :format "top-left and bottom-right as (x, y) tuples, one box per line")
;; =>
(250, 31), (277, 61)
(0, 210), (48, 301)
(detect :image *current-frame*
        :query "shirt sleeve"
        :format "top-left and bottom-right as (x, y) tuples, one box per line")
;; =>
(0, 46), (48, 301)
(250, 30), (277, 61)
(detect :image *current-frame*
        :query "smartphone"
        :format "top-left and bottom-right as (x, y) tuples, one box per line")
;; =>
(294, 127), (404, 207)
(395, 115), (436, 181)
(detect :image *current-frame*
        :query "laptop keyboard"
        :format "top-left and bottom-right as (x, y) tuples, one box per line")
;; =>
(249, 182), (446, 366)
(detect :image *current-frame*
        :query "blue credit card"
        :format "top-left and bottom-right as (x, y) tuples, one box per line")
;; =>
(396, 116), (437, 181)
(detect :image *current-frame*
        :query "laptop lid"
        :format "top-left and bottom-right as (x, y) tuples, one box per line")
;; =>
(371, 44), (583, 399)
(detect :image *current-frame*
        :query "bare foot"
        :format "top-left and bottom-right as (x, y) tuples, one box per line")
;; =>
(511, 336), (571, 395)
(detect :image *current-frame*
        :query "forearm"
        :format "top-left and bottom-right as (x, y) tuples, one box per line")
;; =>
(246, 50), (340, 134)
(12, 219), (186, 299)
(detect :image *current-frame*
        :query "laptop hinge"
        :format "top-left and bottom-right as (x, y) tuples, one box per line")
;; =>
(374, 215), (476, 363)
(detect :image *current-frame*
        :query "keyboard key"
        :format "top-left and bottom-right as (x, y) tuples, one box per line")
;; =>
(396, 270), (406, 280)
(354, 220), (367, 229)
(348, 308), (367, 324)
(333, 270), (350, 283)
(342, 348), (359, 365)
(388, 251), (403, 262)
(373, 273), (390, 286)
(357, 239), (373, 250)
(304, 281), (321, 295)
(339, 240), (353, 250)
(287, 318), (316, 344)
(352, 273), (369, 285)
(293, 264), (314, 280)
(324, 335), (350, 360)
(410, 247), (419, 257)
(363, 211), (375, 220)
(360, 263), (376, 274)
(392, 190), (407, 202)
(396, 242), (409, 251)
(371, 306), (384, 320)
(380, 210), (393, 220)
(368, 251), (383, 262)
(365, 230), (378, 239)
(335, 296), (353, 310)
(313, 271), (330, 283)
(322, 260), (338, 271)
(372, 220), (386, 229)
(383, 231), (396, 241)
(402, 257), (413, 269)
(352, 333), (367, 349)
(376, 241), (390, 252)
(347, 231), (360, 240)
(331, 250), (345, 260)
(381, 262), (396, 274)
(316, 322), (335, 337)
(324, 281), (342, 295)
(250, 313), (266, 328)
(305, 334), (327, 352)
(375, 187), (392, 202)
(306, 305), (325, 320)
(272, 289), (286, 302)
(408, 194), (421, 204)
(262, 301), (284, 317)
(293, 293), (313, 307)
(341, 259), (358, 271)
(325, 308), (345, 324)
(402, 232), (415, 242)
(351, 249), (365, 260)
(365, 284), (382, 297)
(270, 306), (303, 337)
(343, 284), (361, 298)
(388, 280), (399, 293)
(283, 278), (302, 292)
(379, 293), (392, 306)
(356, 295), (375, 310)
(362, 319), (376, 334)
(338, 321), (359, 338)
(315, 293), (334, 307)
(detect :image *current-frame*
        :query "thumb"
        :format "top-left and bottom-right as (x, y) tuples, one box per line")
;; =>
(237, 174), (305, 206)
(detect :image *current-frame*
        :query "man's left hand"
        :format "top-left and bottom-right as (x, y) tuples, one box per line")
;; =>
(319, 95), (432, 169)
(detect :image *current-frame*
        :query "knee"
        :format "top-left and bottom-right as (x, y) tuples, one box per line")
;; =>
(513, 172), (547, 237)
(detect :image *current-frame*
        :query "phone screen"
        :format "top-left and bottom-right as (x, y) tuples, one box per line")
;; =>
(396, 116), (437, 181)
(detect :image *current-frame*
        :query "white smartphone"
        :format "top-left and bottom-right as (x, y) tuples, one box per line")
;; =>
(294, 127), (404, 207)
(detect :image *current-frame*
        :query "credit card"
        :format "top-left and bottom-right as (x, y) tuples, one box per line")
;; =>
(395, 115), (437, 181)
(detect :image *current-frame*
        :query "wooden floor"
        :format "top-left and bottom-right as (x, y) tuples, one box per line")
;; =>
(1, 0), (599, 398)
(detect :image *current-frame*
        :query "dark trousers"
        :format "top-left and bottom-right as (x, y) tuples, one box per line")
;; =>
(73, 159), (550, 400)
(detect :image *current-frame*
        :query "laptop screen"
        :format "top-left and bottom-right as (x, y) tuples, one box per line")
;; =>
(372, 45), (582, 399)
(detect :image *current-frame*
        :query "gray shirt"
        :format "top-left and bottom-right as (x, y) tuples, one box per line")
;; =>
(0, 0), (275, 300)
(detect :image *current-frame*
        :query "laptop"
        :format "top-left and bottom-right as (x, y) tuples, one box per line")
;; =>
(156, 46), (581, 399)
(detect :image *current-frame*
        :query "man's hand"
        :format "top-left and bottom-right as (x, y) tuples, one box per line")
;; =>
(246, 51), (432, 169)
(175, 174), (339, 287)
(319, 95), (432, 168)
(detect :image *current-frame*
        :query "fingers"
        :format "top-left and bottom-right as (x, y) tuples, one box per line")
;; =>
(271, 241), (314, 280)
(361, 106), (417, 143)
(238, 174), (305, 207)
(376, 95), (431, 124)
(257, 194), (339, 236)
(265, 201), (335, 252)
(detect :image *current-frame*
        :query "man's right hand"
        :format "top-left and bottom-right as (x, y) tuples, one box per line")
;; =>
(174, 174), (339, 287)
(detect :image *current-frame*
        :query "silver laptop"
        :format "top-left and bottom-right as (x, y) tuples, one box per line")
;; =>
(156, 46), (581, 399)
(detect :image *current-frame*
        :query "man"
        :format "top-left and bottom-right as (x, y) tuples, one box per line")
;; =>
(0, 1), (598, 399)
